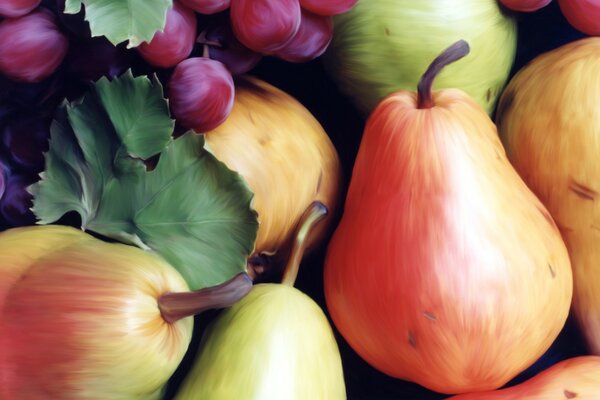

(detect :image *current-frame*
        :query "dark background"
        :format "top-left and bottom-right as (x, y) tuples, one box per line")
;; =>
(189, 2), (588, 399)
(0, 1), (591, 398)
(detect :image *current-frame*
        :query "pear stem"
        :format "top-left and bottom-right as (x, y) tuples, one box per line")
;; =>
(158, 272), (253, 324)
(281, 201), (329, 287)
(417, 40), (470, 109)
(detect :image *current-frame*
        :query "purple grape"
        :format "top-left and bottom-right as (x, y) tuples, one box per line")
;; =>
(202, 21), (262, 75)
(274, 10), (333, 63)
(0, 0), (42, 18)
(0, 173), (36, 227)
(67, 37), (132, 82)
(230, 0), (301, 53)
(0, 158), (8, 202)
(137, 1), (197, 69)
(0, 8), (70, 83)
(180, 0), (230, 14)
(2, 117), (50, 172)
(168, 57), (234, 132)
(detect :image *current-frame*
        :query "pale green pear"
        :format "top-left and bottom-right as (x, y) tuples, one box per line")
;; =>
(175, 203), (346, 400)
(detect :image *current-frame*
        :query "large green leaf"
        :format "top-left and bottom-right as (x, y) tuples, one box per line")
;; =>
(64, 0), (172, 48)
(30, 71), (258, 290)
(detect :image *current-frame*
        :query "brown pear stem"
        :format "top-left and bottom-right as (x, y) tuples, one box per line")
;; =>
(158, 272), (253, 324)
(281, 201), (329, 287)
(417, 40), (470, 109)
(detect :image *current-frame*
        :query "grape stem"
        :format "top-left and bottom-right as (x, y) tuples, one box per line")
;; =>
(196, 30), (222, 59)
(158, 273), (253, 323)
(417, 40), (470, 109)
(281, 201), (329, 287)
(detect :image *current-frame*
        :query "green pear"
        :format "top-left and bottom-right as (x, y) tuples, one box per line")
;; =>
(324, 0), (517, 116)
(175, 202), (346, 400)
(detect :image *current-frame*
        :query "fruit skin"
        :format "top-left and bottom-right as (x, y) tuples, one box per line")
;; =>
(0, 0), (41, 18)
(230, 0), (301, 53)
(168, 57), (234, 132)
(324, 69), (572, 392)
(138, 1), (197, 68)
(274, 10), (333, 63)
(0, 8), (69, 83)
(496, 37), (600, 355)
(447, 356), (600, 399)
(300, 0), (358, 16)
(0, 225), (193, 399)
(204, 76), (341, 270)
(558, 0), (600, 36)
(323, 0), (517, 116)
(174, 284), (346, 400)
(180, 0), (230, 14)
(499, 0), (552, 12)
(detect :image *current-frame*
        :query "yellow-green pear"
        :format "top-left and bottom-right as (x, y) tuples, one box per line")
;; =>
(175, 202), (346, 400)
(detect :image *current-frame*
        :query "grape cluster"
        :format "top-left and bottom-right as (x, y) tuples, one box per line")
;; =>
(0, 0), (357, 230)
(151, 0), (357, 134)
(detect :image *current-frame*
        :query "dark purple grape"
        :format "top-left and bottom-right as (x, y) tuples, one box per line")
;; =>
(55, 0), (91, 38)
(2, 117), (50, 172)
(274, 9), (333, 63)
(168, 57), (234, 132)
(0, 158), (8, 202)
(202, 21), (262, 75)
(0, 173), (36, 227)
(67, 37), (132, 82)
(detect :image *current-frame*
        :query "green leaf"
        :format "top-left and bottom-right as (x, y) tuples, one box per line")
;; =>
(64, 0), (173, 48)
(31, 71), (258, 290)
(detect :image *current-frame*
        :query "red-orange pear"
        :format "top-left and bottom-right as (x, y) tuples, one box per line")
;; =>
(324, 41), (573, 394)
(448, 356), (600, 399)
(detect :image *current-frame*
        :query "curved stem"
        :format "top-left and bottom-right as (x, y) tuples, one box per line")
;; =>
(196, 30), (221, 59)
(281, 201), (329, 287)
(158, 272), (253, 324)
(417, 40), (470, 109)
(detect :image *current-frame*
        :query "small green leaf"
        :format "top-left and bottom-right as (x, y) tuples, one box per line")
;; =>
(63, 0), (173, 48)
(31, 71), (258, 290)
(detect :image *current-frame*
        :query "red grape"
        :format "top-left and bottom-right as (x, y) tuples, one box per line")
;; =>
(138, 1), (197, 68)
(0, 0), (41, 18)
(180, 0), (230, 14)
(299, 0), (357, 16)
(0, 8), (69, 83)
(275, 10), (333, 63)
(230, 0), (301, 53)
(168, 57), (234, 132)
(500, 0), (551, 12)
(202, 21), (262, 75)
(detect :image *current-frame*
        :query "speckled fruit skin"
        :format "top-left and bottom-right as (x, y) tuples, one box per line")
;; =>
(323, 0), (517, 116)
(496, 37), (600, 356)
(0, 225), (192, 400)
(174, 284), (346, 400)
(204, 76), (341, 264)
(324, 71), (572, 394)
(448, 357), (600, 399)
